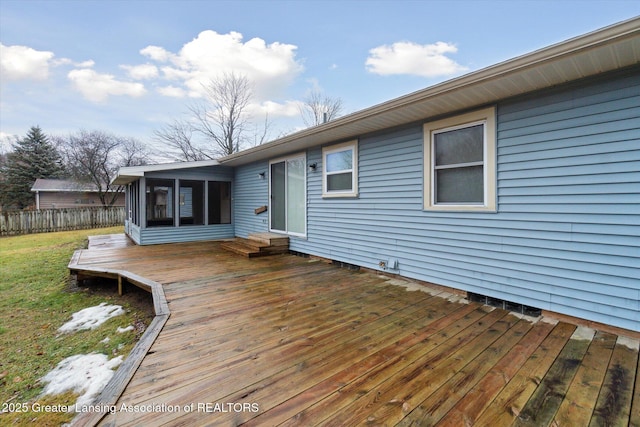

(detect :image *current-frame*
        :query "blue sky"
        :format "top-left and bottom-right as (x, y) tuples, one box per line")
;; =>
(1, 0), (638, 157)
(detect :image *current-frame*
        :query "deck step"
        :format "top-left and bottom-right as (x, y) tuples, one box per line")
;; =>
(221, 239), (266, 258)
(247, 232), (290, 247)
(221, 233), (289, 258)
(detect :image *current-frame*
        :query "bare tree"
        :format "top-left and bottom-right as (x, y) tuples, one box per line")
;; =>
(59, 130), (149, 207)
(252, 111), (272, 147)
(190, 72), (254, 156)
(155, 72), (271, 160)
(299, 90), (344, 127)
(153, 119), (214, 161)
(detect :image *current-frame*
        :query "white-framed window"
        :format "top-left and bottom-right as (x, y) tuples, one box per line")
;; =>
(423, 106), (496, 211)
(322, 140), (358, 198)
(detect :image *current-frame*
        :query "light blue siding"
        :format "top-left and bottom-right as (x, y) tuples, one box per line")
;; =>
(278, 69), (639, 331)
(125, 220), (141, 244)
(127, 165), (236, 245)
(138, 224), (234, 245)
(233, 161), (270, 238)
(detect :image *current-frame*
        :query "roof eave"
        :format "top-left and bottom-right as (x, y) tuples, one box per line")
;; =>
(219, 16), (640, 167)
(112, 159), (222, 185)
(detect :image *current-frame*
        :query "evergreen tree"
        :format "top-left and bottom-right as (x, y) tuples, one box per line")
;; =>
(0, 126), (64, 209)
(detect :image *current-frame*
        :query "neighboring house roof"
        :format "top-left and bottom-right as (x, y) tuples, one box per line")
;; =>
(217, 17), (640, 167)
(31, 178), (102, 193)
(113, 159), (220, 185)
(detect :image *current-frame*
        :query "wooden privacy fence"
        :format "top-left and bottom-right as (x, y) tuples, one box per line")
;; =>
(0, 207), (125, 236)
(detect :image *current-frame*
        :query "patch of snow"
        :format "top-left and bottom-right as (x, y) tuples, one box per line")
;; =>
(100, 337), (110, 344)
(446, 294), (468, 304)
(570, 325), (596, 341)
(116, 325), (134, 333)
(40, 353), (123, 407)
(616, 335), (640, 351)
(58, 303), (124, 333)
(539, 316), (559, 325)
(385, 277), (467, 303)
(510, 312), (541, 324)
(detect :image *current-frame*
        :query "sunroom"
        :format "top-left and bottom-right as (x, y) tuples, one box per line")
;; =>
(112, 160), (234, 245)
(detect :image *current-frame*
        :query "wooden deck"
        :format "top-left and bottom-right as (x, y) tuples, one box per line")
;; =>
(68, 238), (640, 426)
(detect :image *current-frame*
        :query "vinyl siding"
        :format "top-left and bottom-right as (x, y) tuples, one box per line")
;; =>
(138, 224), (234, 245)
(37, 192), (125, 209)
(126, 221), (141, 244)
(132, 165), (236, 245)
(233, 161), (270, 238)
(281, 68), (639, 331)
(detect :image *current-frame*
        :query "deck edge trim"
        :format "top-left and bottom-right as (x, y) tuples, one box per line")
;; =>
(67, 250), (171, 426)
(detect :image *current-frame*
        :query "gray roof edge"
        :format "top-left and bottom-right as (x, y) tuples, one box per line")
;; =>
(112, 159), (222, 185)
(31, 178), (105, 192)
(219, 16), (640, 166)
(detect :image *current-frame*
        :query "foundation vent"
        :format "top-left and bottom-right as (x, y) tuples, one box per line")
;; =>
(332, 260), (360, 271)
(468, 292), (541, 317)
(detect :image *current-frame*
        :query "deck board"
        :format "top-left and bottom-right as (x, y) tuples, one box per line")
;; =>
(552, 330), (617, 425)
(398, 317), (535, 425)
(432, 319), (557, 427)
(590, 336), (640, 426)
(66, 237), (640, 426)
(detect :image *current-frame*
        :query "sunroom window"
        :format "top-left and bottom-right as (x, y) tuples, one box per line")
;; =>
(146, 178), (174, 227)
(179, 180), (204, 226)
(424, 107), (496, 211)
(208, 181), (231, 224)
(322, 140), (358, 198)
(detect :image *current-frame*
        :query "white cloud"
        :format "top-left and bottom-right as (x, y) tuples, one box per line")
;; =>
(249, 100), (301, 118)
(121, 63), (159, 80)
(160, 65), (191, 82)
(365, 41), (467, 77)
(53, 58), (95, 68)
(305, 77), (322, 93)
(67, 69), (147, 103)
(140, 45), (173, 62)
(0, 43), (55, 81)
(139, 30), (303, 99)
(75, 59), (95, 68)
(157, 85), (187, 97)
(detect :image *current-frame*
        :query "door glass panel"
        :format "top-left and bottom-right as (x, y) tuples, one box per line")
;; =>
(270, 162), (286, 232)
(287, 157), (305, 234)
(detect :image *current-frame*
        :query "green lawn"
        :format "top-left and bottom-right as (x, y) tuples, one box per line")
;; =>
(0, 227), (154, 425)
